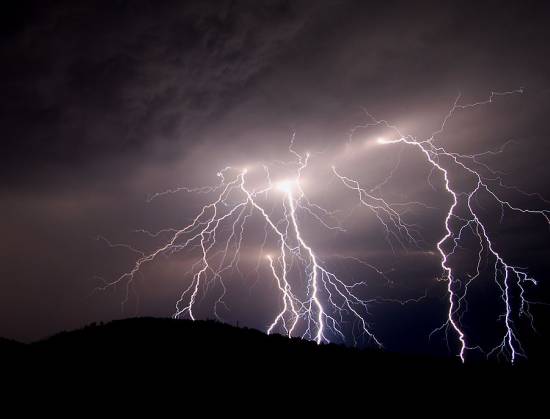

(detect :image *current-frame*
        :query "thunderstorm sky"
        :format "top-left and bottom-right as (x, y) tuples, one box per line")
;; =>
(1, 0), (550, 359)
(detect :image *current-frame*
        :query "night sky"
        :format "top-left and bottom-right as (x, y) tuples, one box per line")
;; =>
(2, 0), (550, 361)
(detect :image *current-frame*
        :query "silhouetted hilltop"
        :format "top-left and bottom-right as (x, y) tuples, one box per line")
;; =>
(0, 337), (24, 354)
(1, 317), (545, 396)
(4, 317), (425, 368)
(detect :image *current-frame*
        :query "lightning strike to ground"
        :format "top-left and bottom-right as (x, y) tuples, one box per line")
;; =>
(99, 88), (549, 363)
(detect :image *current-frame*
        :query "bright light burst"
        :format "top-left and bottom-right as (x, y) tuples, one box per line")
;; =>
(99, 89), (549, 362)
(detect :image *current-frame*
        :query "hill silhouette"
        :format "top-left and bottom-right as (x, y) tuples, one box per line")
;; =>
(1, 317), (547, 401)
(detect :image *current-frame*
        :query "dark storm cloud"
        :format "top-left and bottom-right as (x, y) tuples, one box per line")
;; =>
(1, 0), (306, 183)
(3, 0), (550, 184)
(1, 0), (550, 354)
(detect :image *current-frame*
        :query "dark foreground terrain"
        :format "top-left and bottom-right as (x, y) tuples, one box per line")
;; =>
(1, 317), (547, 406)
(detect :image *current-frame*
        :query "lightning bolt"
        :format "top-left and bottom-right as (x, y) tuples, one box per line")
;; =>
(98, 145), (387, 347)
(98, 88), (548, 363)
(342, 88), (548, 362)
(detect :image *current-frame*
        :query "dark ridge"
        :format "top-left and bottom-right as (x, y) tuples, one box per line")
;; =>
(0, 337), (24, 352)
(1, 317), (546, 398)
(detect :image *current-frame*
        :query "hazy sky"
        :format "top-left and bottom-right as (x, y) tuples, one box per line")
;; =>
(2, 0), (550, 359)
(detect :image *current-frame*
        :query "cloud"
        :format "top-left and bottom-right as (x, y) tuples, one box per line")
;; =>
(1, 0), (306, 183)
